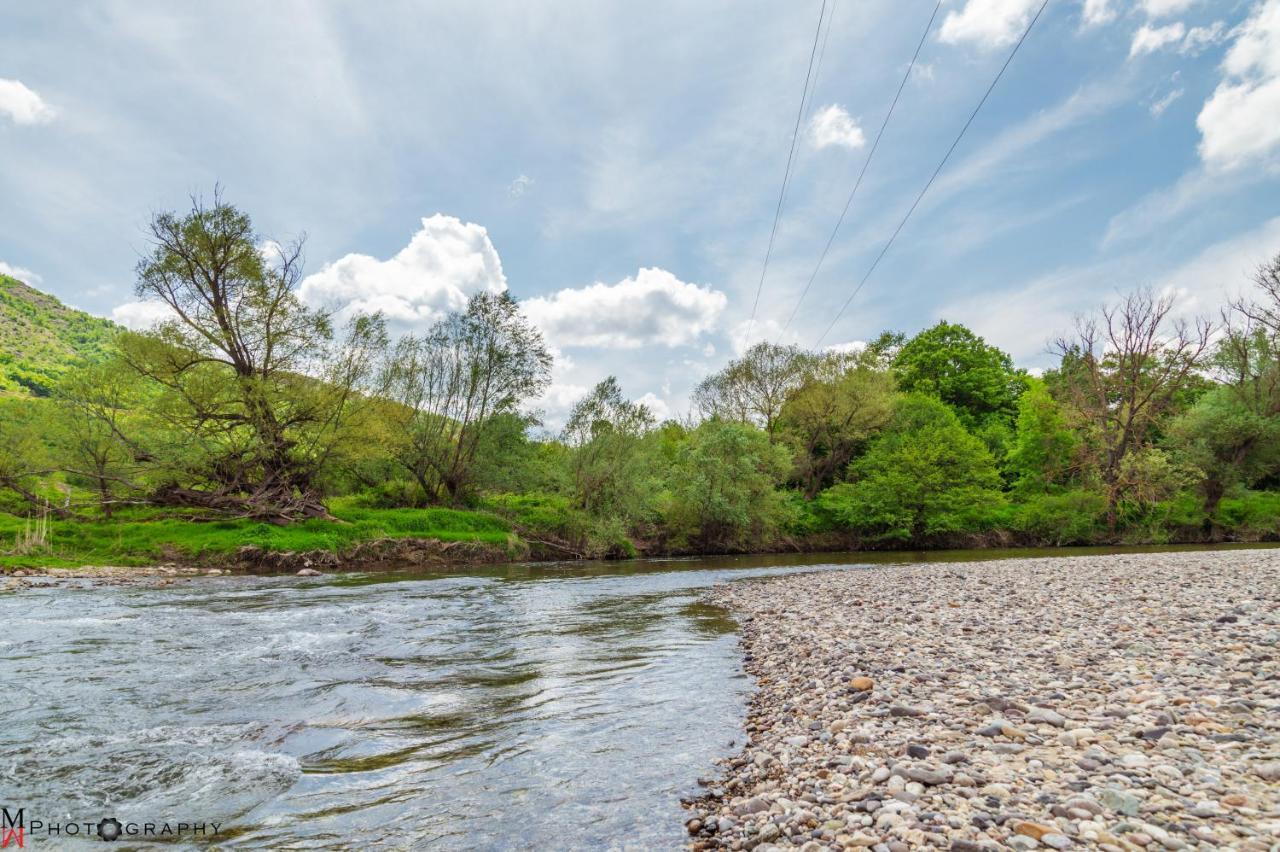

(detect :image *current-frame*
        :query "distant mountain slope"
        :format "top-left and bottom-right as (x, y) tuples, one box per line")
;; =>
(0, 273), (119, 396)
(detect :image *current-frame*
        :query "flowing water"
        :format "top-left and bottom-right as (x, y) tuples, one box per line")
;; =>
(1, 544), (1272, 849)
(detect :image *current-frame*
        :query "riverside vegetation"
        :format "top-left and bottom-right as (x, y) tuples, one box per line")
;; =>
(3, 191), (1280, 572)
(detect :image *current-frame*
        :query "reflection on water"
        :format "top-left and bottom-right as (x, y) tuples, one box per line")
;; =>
(1, 543), (1274, 849)
(0, 559), (838, 850)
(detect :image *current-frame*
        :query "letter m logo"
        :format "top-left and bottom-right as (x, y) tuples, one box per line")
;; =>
(0, 807), (23, 848)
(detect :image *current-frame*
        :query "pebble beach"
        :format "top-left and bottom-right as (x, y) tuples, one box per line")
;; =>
(684, 549), (1280, 851)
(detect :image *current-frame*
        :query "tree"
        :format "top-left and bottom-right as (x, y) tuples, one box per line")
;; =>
(1167, 257), (1280, 515)
(384, 291), (551, 504)
(563, 377), (656, 520)
(777, 352), (894, 498)
(893, 321), (1029, 428)
(1050, 287), (1212, 531)
(662, 419), (791, 549)
(56, 360), (151, 517)
(692, 342), (811, 436)
(0, 399), (68, 517)
(1004, 378), (1079, 493)
(818, 395), (1004, 542)
(119, 190), (388, 520)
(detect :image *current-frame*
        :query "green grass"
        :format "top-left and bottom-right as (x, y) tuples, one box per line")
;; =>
(0, 274), (118, 397)
(0, 501), (515, 570)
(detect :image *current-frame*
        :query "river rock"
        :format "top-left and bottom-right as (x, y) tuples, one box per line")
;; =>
(681, 550), (1280, 851)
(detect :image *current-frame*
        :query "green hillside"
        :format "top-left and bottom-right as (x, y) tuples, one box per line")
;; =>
(0, 273), (119, 396)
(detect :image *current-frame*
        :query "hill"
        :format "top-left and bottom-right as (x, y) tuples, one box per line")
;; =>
(0, 273), (119, 396)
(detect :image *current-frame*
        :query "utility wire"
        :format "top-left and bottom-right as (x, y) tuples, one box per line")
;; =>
(742, 0), (829, 350)
(802, 0), (839, 123)
(814, 0), (1052, 348)
(778, 0), (942, 341)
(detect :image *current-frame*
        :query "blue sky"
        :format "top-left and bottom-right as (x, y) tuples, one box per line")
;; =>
(2, 0), (1279, 424)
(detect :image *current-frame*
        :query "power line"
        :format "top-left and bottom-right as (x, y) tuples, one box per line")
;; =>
(742, 0), (829, 350)
(814, 0), (1053, 348)
(802, 0), (839, 123)
(778, 0), (942, 341)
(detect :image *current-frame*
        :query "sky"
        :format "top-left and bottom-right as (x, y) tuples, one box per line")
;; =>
(2, 0), (1279, 426)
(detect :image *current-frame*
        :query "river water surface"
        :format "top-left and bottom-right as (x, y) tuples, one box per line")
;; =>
(1, 545), (1269, 849)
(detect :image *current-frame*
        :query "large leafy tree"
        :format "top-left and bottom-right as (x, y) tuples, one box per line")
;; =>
(562, 376), (656, 521)
(819, 395), (1004, 543)
(119, 190), (387, 520)
(1004, 378), (1080, 493)
(662, 419), (791, 550)
(383, 291), (551, 504)
(692, 341), (812, 437)
(893, 321), (1029, 428)
(777, 352), (894, 498)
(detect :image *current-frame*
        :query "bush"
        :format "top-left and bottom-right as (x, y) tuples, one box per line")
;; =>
(1006, 490), (1107, 545)
(1213, 490), (1280, 538)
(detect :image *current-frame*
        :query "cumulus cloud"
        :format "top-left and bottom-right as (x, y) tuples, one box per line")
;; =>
(938, 0), (1041, 49)
(1130, 22), (1187, 56)
(523, 267), (726, 349)
(636, 392), (673, 421)
(0, 79), (55, 125)
(1081, 0), (1117, 27)
(0, 261), (41, 285)
(111, 300), (171, 330)
(808, 104), (866, 150)
(1140, 0), (1196, 18)
(1197, 0), (1280, 170)
(298, 214), (507, 331)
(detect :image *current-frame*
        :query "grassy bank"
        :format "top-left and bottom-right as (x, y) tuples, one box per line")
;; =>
(0, 501), (518, 571)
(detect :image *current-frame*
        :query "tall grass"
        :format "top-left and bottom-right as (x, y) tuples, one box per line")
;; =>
(0, 503), (515, 570)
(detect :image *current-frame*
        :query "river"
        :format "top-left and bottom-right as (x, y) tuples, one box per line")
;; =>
(1, 544), (1271, 849)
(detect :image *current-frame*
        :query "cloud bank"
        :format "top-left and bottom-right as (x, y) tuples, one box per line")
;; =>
(523, 268), (726, 349)
(298, 215), (508, 330)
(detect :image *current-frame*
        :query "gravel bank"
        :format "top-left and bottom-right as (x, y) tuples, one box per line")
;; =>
(685, 550), (1280, 851)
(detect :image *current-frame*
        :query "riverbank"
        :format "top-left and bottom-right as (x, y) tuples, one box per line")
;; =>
(685, 550), (1280, 851)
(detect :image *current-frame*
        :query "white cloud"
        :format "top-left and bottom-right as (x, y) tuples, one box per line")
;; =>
(1197, 0), (1280, 170)
(1130, 22), (1187, 57)
(1149, 87), (1184, 116)
(1181, 21), (1226, 55)
(825, 340), (868, 355)
(523, 267), (726, 349)
(508, 174), (534, 199)
(808, 104), (866, 150)
(111, 300), (171, 330)
(938, 0), (1041, 49)
(1082, 0), (1117, 27)
(1140, 0), (1196, 18)
(0, 261), (41, 285)
(636, 392), (673, 421)
(298, 214), (508, 331)
(0, 79), (55, 125)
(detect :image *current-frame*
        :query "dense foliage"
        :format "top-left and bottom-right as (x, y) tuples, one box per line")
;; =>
(4, 194), (1280, 566)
